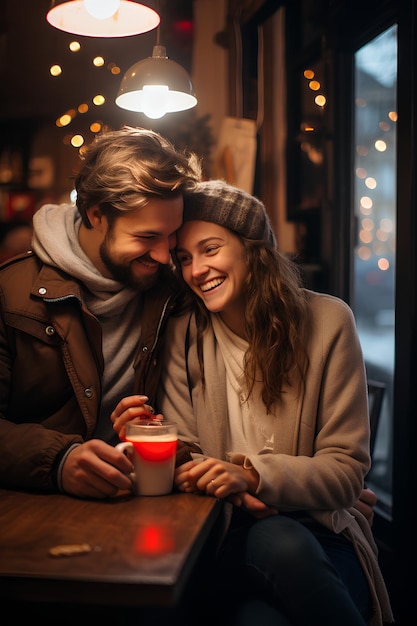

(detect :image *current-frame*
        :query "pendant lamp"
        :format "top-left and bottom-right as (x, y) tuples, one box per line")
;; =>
(115, 30), (197, 119)
(46, 0), (160, 38)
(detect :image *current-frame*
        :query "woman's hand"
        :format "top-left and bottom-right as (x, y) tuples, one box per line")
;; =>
(174, 457), (259, 498)
(110, 395), (163, 440)
(175, 460), (200, 492)
(174, 459), (277, 519)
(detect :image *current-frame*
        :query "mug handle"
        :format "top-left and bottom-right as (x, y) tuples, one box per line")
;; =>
(116, 441), (136, 491)
(116, 440), (134, 461)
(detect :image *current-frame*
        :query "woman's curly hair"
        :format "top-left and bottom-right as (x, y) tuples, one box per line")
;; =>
(175, 237), (310, 413)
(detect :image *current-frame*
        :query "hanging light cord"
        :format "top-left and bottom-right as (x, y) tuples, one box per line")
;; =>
(156, 0), (161, 45)
(152, 0), (165, 57)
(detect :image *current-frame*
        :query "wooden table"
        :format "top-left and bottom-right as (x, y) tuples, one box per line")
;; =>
(0, 487), (221, 610)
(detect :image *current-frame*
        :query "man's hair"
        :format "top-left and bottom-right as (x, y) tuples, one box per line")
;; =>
(75, 126), (202, 228)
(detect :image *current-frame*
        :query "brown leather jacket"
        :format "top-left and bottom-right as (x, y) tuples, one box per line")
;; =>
(0, 251), (180, 492)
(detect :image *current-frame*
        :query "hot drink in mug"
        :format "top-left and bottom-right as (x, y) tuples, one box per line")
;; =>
(117, 421), (178, 496)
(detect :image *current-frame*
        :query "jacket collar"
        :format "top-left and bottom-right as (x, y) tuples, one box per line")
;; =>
(30, 261), (84, 304)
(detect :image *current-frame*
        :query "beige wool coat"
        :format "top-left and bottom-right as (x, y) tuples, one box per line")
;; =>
(156, 289), (394, 625)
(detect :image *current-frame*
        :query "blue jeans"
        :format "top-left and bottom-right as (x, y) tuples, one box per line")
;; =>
(212, 510), (371, 626)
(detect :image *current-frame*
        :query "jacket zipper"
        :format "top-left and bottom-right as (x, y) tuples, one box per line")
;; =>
(142, 294), (172, 379)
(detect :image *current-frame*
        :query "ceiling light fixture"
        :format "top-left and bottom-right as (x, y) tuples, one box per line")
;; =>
(115, 27), (197, 119)
(46, 0), (160, 38)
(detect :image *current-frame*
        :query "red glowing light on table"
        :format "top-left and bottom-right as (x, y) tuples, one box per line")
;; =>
(134, 525), (175, 555)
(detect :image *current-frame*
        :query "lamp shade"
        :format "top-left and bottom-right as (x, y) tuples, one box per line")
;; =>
(115, 45), (197, 119)
(46, 1), (160, 38)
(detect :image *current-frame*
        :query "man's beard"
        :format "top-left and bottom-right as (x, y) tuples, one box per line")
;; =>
(99, 240), (162, 291)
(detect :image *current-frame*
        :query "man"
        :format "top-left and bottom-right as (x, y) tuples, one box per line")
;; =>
(0, 126), (201, 499)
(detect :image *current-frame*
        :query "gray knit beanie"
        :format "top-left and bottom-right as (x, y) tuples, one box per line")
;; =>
(183, 180), (276, 247)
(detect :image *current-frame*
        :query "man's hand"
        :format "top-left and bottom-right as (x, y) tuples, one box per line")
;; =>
(227, 492), (278, 519)
(110, 395), (162, 440)
(355, 487), (378, 526)
(61, 439), (134, 499)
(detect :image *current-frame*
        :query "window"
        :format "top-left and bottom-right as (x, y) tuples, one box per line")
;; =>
(352, 25), (397, 517)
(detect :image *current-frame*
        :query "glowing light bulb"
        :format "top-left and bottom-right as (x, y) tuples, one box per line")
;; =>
(142, 86), (169, 119)
(84, 0), (120, 20)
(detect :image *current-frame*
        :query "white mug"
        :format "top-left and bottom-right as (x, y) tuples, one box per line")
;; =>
(117, 420), (177, 496)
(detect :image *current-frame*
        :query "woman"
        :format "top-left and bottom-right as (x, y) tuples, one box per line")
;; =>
(112, 180), (393, 626)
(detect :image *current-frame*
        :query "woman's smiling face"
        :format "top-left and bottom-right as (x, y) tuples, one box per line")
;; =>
(176, 220), (248, 334)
